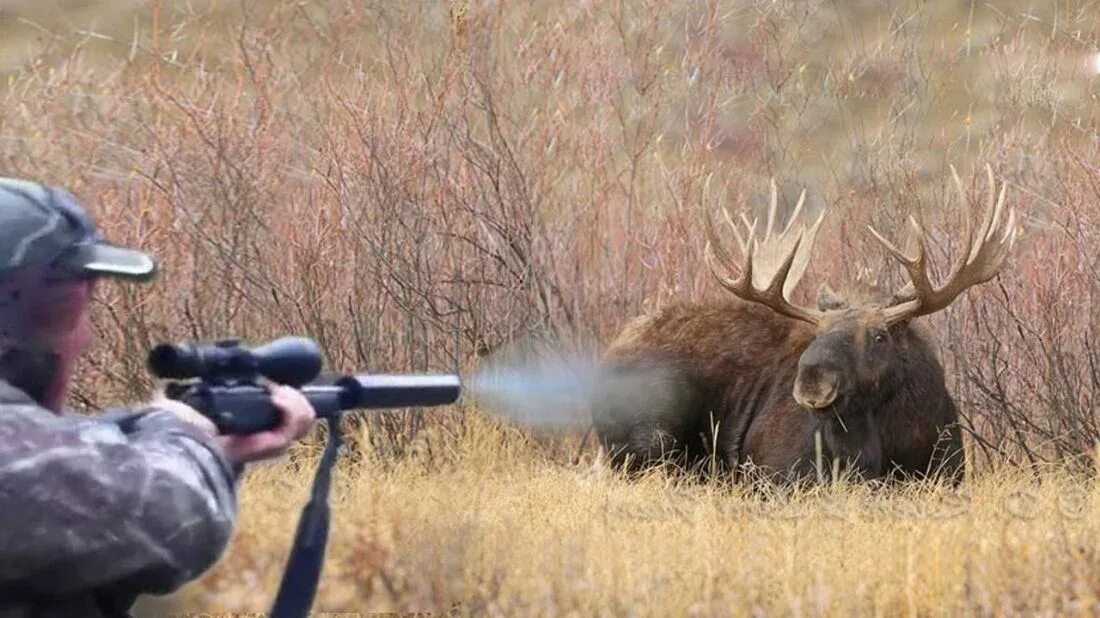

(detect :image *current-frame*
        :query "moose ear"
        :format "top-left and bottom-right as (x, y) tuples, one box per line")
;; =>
(889, 281), (917, 305)
(882, 282), (918, 329)
(817, 283), (847, 311)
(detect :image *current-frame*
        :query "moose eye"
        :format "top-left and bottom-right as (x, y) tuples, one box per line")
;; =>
(872, 331), (888, 344)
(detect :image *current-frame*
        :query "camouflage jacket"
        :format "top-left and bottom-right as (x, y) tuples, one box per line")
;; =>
(0, 380), (240, 617)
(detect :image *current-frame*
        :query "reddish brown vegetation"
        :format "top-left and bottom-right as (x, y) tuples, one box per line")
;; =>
(0, 2), (1097, 474)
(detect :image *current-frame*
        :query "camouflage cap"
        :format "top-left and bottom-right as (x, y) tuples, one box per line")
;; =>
(0, 177), (157, 281)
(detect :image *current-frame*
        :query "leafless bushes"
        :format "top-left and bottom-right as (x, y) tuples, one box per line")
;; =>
(944, 153), (1100, 471)
(2, 1), (1100, 471)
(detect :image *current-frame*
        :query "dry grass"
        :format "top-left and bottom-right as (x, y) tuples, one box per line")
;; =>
(4, 0), (1100, 615)
(163, 414), (1100, 616)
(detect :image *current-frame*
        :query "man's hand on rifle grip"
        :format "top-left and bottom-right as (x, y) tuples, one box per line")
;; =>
(152, 385), (317, 467)
(214, 384), (318, 465)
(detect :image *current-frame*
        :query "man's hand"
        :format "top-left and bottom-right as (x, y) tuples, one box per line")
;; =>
(214, 384), (317, 466)
(152, 385), (317, 467)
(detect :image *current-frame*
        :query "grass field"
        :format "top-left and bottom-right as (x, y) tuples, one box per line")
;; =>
(155, 420), (1100, 616)
(4, 0), (1100, 615)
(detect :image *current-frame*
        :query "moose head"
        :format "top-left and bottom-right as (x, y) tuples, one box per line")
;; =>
(703, 165), (1018, 417)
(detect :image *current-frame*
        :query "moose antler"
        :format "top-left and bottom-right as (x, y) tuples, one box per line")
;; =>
(704, 177), (827, 325)
(869, 164), (1018, 325)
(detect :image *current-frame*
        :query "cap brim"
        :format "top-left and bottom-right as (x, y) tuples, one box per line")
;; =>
(58, 242), (158, 282)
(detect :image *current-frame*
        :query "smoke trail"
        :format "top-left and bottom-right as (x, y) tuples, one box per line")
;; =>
(466, 342), (603, 430)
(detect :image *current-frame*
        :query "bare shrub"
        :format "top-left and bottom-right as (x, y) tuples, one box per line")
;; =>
(1, 1), (1099, 470)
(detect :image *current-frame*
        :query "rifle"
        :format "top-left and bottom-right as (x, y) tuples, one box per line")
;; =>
(147, 336), (461, 618)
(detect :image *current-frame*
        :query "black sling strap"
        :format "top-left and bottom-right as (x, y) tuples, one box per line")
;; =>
(269, 415), (344, 618)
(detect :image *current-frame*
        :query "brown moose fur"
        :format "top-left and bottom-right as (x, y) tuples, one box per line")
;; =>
(591, 286), (965, 485)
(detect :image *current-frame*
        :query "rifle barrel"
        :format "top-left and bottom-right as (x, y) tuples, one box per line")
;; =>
(335, 374), (462, 410)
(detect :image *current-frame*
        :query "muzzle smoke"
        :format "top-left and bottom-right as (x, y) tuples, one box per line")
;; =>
(468, 349), (602, 429)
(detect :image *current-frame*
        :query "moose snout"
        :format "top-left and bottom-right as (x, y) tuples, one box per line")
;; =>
(793, 362), (841, 410)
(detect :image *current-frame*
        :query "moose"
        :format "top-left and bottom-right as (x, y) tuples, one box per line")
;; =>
(592, 166), (1017, 485)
